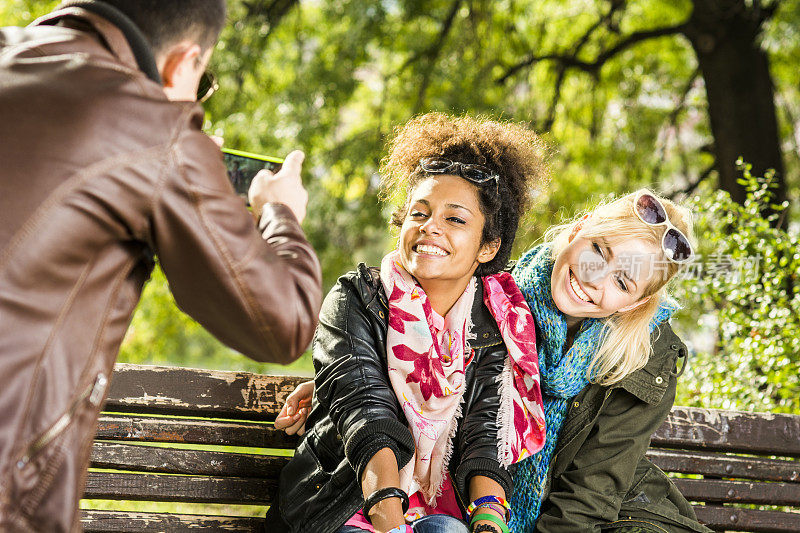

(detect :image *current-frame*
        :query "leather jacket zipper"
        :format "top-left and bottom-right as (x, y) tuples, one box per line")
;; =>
(451, 469), (469, 518)
(17, 373), (107, 469)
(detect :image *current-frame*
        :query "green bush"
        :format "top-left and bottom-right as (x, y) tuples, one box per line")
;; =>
(674, 163), (800, 414)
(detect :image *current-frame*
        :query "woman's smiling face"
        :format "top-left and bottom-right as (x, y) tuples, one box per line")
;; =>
(398, 175), (498, 294)
(551, 231), (662, 320)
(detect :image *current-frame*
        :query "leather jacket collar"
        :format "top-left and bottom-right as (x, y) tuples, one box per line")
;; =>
(33, 1), (161, 83)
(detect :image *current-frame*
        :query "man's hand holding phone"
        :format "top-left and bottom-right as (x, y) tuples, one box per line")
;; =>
(248, 150), (308, 223)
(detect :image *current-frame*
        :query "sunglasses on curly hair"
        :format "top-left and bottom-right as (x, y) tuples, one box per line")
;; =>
(418, 157), (499, 195)
(634, 191), (694, 263)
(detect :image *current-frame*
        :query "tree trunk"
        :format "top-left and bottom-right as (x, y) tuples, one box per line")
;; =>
(684, 0), (786, 223)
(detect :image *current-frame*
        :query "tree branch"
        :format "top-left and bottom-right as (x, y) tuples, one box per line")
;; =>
(668, 162), (716, 199)
(242, 0), (299, 28)
(542, 1), (627, 131)
(595, 22), (688, 67)
(497, 21), (687, 84)
(398, 0), (462, 74)
(409, 0), (462, 113)
(756, 0), (780, 24)
(650, 67), (701, 182)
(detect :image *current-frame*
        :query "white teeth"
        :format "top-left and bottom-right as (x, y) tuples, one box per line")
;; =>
(570, 271), (592, 303)
(416, 244), (448, 256)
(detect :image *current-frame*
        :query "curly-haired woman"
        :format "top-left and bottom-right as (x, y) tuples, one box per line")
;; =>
(266, 113), (550, 533)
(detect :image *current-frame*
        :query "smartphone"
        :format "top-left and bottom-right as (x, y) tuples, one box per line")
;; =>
(222, 148), (283, 196)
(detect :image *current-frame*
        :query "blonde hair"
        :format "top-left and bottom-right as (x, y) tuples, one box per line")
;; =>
(544, 190), (695, 385)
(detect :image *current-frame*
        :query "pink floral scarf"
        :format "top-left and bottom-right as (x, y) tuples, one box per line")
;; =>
(380, 251), (546, 511)
(483, 273), (546, 465)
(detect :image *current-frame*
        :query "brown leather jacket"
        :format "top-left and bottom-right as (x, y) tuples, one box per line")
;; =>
(0, 7), (322, 532)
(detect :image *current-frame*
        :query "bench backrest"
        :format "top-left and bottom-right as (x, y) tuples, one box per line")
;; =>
(82, 364), (800, 532)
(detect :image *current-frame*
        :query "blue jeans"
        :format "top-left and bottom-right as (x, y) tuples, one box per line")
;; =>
(337, 514), (469, 533)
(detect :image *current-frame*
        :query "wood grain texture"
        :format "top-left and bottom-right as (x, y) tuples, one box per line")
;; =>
(674, 478), (800, 506)
(83, 471), (274, 504)
(80, 510), (265, 532)
(654, 407), (800, 457)
(105, 364), (308, 420)
(647, 449), (800, 483)
(95, 414), (298, 448)
(693, 505), (800, 532)
(90, 442), (289, 477)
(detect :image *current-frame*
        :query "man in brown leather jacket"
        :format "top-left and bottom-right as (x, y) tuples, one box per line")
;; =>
(0, 1), (323, 530)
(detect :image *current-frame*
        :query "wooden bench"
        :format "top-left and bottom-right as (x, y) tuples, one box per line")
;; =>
(81, 363), (800, 532)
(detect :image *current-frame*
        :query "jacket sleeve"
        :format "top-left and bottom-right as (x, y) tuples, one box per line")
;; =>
(455, 341), (515, 499)
(149, 119), (322, 364)
(536, 374), (677, 532)
(313, 275), (415, 481)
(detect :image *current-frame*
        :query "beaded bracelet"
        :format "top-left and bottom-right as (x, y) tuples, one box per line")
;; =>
(473, 502), (507, 520)
(467, 495), (511, 521)
(473, 524), (501, 533)
(362, 487), (410, 524)
(386, 525), (413, 533)
(470, 513), (510, 533)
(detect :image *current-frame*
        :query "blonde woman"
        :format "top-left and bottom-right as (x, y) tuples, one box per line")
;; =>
(278, 191), (709, 533)
(508, 191), (709, 533)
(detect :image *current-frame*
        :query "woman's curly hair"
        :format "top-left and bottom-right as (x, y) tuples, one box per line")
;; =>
(380, 112), (548, 276)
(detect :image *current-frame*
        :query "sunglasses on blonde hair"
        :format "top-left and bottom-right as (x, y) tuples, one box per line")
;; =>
(633, 191), (694, 263)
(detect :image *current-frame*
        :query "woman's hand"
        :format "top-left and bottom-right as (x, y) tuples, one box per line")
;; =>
(274, 380), (315, 435)
(468, 476), (508, 533)
(362, 448), (406, 533)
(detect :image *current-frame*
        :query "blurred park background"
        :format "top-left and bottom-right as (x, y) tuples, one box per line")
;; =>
(3, 0), (799, 416)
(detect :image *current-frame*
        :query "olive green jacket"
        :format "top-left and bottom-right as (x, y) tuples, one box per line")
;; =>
(535, 323), (712, 533)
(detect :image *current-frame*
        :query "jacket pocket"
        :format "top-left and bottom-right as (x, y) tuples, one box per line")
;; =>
(16, 373), (107, 469)
(613, 460), (711, 533)
(278, 437), (356, 529)
(13, 372), (108, 513)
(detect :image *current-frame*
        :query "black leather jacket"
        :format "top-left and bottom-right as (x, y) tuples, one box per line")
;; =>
(267, 265), (514, 533)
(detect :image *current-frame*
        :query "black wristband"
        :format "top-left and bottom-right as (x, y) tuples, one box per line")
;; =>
(474, 524), (500, 533)
(362, 487), (409, 524)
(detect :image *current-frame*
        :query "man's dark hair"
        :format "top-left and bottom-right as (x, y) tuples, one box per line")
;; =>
(99, 0), (227, 55)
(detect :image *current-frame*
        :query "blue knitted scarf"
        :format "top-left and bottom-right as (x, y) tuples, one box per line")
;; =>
(508, 245), (677, 533)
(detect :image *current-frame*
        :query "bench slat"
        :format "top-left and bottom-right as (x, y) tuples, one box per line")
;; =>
(654, 407), (800, 457)
(106, 364), (306, 420)
(106, 367), (800, 456)
(648, 449), (800, 483)
(84, 472), (273, 504)
(90, 442), (289, 478)
(95, 366), (800, 532)
(95, 415), (298, 449)
(694, 505), (800, 532)
(80, 510), (264, 532)
(674, 478), (800, 506)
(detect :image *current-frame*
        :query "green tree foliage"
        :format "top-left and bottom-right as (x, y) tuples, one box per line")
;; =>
(201, 0), (799, 274)
(3, 1), (799, 405)
(0, 0), (56, 24)
(674, 166), (800, 413)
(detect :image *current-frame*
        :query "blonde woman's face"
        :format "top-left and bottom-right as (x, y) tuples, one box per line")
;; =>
(551, 231), (661, 320)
